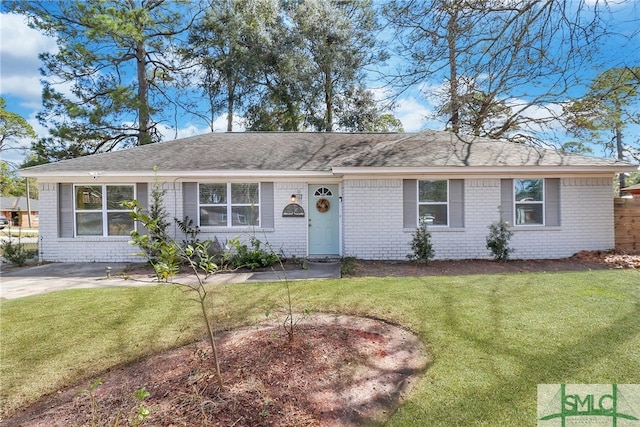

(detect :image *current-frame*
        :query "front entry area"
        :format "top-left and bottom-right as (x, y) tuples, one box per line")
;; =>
(308, 184), (340, 256)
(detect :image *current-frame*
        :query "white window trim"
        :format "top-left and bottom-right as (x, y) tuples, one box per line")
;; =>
(198, 183), (261, 228)
(73, 184), (135, 237)
(514, 178), (545, 226)
(417, 179), (450, 227)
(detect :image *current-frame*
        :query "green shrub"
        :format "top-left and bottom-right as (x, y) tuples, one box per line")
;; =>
(407, 220), (435, 263)
(232, 237), (279, 270)
(133, 177), (170, 264)
(341, 256), (358, 276)
(486, 218), (514, 260)
(1, 239), (37, 266)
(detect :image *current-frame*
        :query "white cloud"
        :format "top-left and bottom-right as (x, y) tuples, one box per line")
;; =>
(505, 98), (566, 134)
(394, 96), (442, 132)
(0, 13), (57, 107)
(156, 114), (246, 143)
(2, 75), (44, 109)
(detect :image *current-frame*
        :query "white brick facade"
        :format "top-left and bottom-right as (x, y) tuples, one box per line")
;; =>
(341, 177), (615, 260)
(342, 179), (407, 259)
(37, 176), (617, 263)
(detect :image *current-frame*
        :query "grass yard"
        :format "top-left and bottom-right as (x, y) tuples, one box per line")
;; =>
(1, 269), (639, 425)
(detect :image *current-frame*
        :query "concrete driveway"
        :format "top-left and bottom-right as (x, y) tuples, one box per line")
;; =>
(0, 260), (342, 300)
(0, 263), (148, 300)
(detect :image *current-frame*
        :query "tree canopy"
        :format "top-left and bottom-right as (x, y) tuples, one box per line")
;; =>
(382, 0), (633, 145)
(5, 0), (639, 164)
(184, 0), (388, 132)
(563, 66), (640, 188)
(0, 96), (37, 163)
(10, 0), (201, 158)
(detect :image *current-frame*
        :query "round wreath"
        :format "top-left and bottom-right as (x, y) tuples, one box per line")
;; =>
(316, 198), (330, 213)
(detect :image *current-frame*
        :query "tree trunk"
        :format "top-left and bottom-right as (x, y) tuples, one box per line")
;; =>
(447, 8), (460, 134)
(136, 40), (152, 145)
(226, 79), (234, 132)
(324, 66), (333, 131)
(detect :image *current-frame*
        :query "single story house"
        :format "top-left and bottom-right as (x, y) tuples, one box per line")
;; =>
(20, 131), (637, 263)
(0, 197), (39, 228)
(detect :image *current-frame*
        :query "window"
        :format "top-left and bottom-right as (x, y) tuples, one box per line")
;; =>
(514, 179), (544, 225)
(199, 183), (259, 227)
(74, 185), (135, 236)
(418, 180), (448, 226)
(314, 187), (333, 197)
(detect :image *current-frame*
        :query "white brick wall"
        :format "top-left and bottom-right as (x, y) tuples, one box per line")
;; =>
(37, 177), (617, 262)
(341, 177), (616, 260)
(342, 179), (408, 259)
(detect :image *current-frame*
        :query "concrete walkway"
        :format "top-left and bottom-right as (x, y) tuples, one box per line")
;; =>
(0, 260), (342, 300)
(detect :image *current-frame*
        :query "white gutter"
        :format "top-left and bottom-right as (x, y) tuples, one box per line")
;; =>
(332, 165), (639, 176)
(19, 169), (334, 180)
(19, 164), (638, 181)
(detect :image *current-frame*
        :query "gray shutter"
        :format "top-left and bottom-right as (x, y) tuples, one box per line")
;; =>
(403, 179), (417, 228)
(59, 183), (74, 237)
(260, 182), (274, 228)
(136, 183), (149, 235)
(182, 182), (198, 224)
(545, 178), (560, 226)
(449, 179), (464, 227)
(136, 183), (148, 210)
(500, 179), (514, 225)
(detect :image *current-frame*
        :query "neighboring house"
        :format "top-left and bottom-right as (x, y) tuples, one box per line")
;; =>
(0, 197), (39, 228)
(621, 183), (640, 198)
(19, 131), (637, 263)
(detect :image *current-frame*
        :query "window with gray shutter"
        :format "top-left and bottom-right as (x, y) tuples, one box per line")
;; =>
(503, 178), (560, 226)
(404, 179), (464, 228)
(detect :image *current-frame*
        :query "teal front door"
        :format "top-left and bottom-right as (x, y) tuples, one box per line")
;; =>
(308, 184), (339, 256)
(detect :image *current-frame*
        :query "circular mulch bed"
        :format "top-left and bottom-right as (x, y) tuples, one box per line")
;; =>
(4, 315), (429, 427)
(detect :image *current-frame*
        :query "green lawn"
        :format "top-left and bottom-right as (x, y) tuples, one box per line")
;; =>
(1, 269), (639, 425)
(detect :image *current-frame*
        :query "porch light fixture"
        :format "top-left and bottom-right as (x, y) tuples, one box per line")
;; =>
(290, 193), (302, 203)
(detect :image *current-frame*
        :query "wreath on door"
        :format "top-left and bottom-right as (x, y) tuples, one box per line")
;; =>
(316, 198), (330, 213)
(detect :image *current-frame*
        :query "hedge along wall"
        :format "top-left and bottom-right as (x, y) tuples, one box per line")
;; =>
(614, 198), (640, 253)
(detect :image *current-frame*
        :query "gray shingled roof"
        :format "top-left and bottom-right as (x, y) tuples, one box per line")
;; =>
(20, 131), (633, 175)
(0, 197), (38, 211)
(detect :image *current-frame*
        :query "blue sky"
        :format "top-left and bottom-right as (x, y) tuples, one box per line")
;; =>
(1, 1), (639, 167)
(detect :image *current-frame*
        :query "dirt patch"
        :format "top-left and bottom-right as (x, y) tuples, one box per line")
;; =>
(3, 315), (429, 427)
